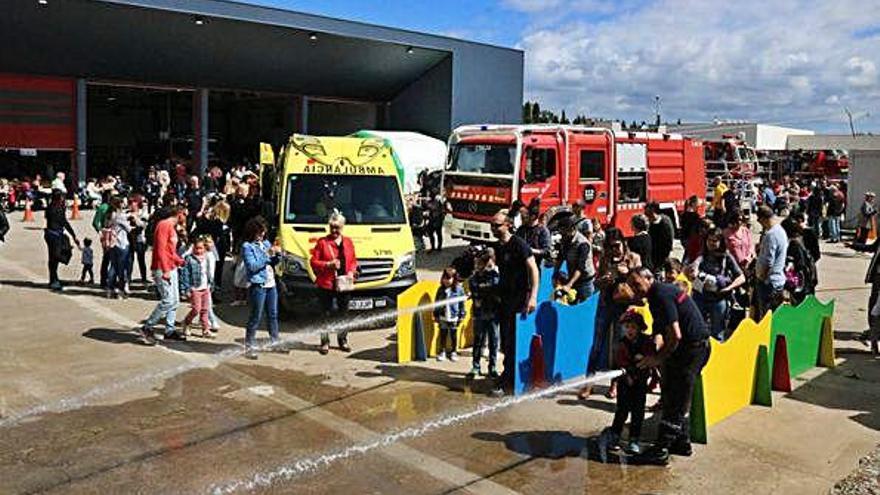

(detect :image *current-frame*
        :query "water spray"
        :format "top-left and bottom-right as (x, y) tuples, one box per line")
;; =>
(209, 369), (624, 494)
(0, 295), (469, 428)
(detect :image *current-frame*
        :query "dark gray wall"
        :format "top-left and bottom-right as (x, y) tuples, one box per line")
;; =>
(3, 0), (523, 139)
(103, 0), (525, 131)
(451, 45), (524, 127)
(389, 57), (452, 139)
(308, 100), (379, 136)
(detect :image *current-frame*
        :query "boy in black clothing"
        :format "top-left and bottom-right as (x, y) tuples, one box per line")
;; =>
(600, 310), (655, 454)
(468, 248), (501, 378)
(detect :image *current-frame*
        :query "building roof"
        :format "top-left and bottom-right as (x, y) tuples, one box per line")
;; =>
(786, 134), (880, 151)
(1, 0), (518, 100)
(668, 122), (814, 150)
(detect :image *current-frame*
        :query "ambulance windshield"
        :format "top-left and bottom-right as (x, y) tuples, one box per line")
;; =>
(285, 174), (406, 225)
(447, 144), (515, 175)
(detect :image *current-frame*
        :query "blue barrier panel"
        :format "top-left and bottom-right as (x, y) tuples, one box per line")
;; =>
(514, 267), (598, 395)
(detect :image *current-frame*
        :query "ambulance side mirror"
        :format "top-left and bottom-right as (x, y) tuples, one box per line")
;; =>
(259, 142), (275, 166)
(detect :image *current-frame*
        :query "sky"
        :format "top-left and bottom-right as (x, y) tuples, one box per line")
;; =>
(249, 0), (879, 134)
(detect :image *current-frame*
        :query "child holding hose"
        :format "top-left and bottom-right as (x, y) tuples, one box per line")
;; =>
(599, 309), (655, 455)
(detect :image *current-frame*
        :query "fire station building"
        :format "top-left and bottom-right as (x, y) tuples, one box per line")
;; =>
(0, 0), (524, 185)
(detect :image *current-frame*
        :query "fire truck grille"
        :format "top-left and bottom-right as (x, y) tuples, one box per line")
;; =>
(449, 199), (504, 218)
(356, 258), (394, 283)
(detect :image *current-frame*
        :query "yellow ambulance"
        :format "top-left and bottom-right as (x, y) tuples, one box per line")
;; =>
(262, 135), (417, 313)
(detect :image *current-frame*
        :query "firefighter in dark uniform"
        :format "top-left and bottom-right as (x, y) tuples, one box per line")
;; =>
(627, 266), (711, 465)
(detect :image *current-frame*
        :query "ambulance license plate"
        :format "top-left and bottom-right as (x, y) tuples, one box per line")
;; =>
(464, 222), (482, 231)
(348, 299), (374, 310)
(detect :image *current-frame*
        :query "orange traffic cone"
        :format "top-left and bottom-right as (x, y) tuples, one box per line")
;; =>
(529, 334), (548, 389)
(70, 196), (81, 220)
(22, 200), (34, 222)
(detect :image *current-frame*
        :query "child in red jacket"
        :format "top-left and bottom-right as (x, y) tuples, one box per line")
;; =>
(600, 310), (656, 454)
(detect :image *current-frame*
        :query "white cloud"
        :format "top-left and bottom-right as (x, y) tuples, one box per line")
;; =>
(845, 57), (878, 88)
(517, 0), (880, 132)
(502, 0), (564, 13)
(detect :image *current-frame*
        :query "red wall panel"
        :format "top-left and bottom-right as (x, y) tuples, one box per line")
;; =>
(0, 73), (75, 150)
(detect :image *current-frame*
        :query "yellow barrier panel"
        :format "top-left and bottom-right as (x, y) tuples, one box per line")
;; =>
(818, 317), (837, 368)
(396, 281), (473, 363)
(697, 312), (773, 428)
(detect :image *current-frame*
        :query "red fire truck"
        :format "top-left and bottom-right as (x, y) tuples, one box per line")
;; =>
(805, 149), (849, 177)
(442, 124), (705, 240)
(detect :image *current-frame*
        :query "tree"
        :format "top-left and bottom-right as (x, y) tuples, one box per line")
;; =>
(531, 102), (541, 124)
(522, 102), (533, 123)
(560, 110), (569, 124)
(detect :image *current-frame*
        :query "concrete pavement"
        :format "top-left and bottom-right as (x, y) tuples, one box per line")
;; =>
(0, 213), (878, 494)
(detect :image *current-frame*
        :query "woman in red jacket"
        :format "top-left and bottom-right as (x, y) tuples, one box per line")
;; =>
(310, 212), (359, 354)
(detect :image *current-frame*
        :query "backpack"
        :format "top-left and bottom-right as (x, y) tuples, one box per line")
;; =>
(785, 240), (815, 292)
(100, 226), (117, 249)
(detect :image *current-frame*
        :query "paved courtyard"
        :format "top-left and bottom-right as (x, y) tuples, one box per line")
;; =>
(1, 216), (878, 494)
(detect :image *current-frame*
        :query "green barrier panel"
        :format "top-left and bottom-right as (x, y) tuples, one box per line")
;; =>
(688, 296), (835, 444)
(769, 296), (835, 379)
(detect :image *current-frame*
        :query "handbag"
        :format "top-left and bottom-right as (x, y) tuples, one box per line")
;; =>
(58, 234), (73, 265)
(334, 274), (355, 292)
(233, 259), (250, 288)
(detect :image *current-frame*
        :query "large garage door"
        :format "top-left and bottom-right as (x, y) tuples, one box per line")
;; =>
(0, 73), (75, 150)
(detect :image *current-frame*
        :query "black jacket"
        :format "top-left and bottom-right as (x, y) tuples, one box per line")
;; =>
(679, 211), (700, 242)
(628, 233), (653, 270)
(787, 237), (817, 292)
(866, 241), (880, 283)
(649, 215), (675, 268)
(802, 228), (821, 262)
(45, 205), (75, 237)
(516, 224), (552, 266)
(0, 209), (9, 242)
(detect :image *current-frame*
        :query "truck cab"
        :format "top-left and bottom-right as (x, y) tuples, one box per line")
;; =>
(265, 135), (417, 312)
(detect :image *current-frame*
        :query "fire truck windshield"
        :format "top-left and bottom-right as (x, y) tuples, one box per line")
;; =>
(447, 144), (515, 175)
(285, 174), (406, 225)
(736, 147), (757, 162)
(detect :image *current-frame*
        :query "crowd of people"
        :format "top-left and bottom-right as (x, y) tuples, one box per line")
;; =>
(13, 159), (869, 465)
(428, 175), (845, 464)
(18, 159), (338, 359)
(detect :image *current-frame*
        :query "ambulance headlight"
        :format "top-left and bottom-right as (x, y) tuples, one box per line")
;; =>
(395, 252), (416, 278)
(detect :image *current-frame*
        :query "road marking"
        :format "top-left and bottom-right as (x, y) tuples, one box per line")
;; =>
(0, 258), (518, 495)
(816, 286), (870, 293)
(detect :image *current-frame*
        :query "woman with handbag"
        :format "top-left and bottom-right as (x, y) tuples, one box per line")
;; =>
(241, 216), (282, 360)
(310, 212), (359, 355)
(687, 228), (746, 342)
(580, 227), (641, 399)
(44, 190), (80, 291)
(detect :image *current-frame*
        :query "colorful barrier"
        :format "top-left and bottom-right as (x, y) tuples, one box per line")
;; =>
(689, 313), (773, 444)
(690, 295), (836, 443)
(397, 276), (837, 444)
(396, 281), (473, 363)
(769, 296), (836, 378)
(514, 268), (599, 394)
